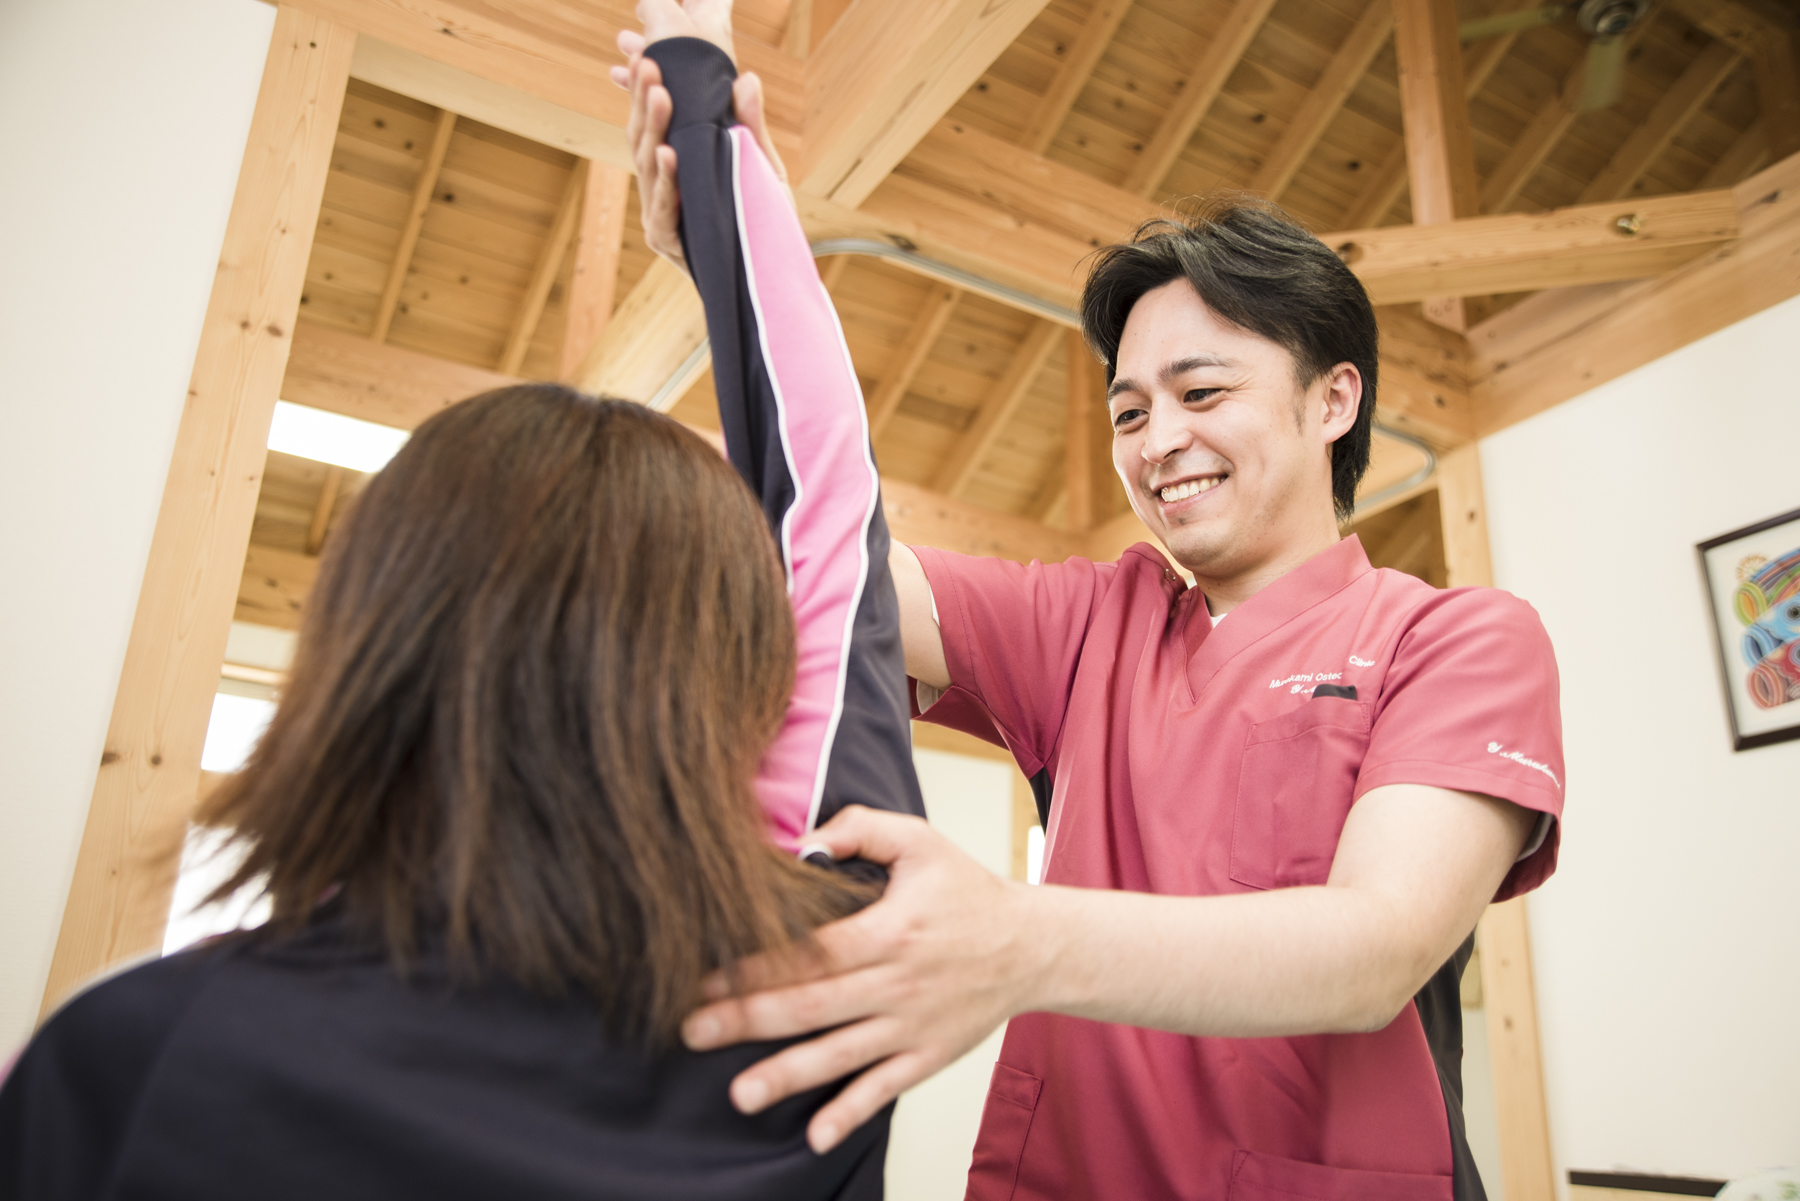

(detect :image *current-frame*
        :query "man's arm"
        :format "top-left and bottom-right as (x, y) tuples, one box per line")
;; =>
(889, 544), (949, 691)
(683, 783), (1537, 1153)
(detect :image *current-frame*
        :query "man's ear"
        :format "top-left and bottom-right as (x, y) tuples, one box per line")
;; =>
(1319, 362), (1361, 445)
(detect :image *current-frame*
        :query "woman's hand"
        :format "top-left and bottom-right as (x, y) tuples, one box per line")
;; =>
(608, 0), (790, 275)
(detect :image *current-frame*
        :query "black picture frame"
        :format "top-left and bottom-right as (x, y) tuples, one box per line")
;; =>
(1697, 506), (1800, 752)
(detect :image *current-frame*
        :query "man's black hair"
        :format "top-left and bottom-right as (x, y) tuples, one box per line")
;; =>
(1080, 197), (1378, 521)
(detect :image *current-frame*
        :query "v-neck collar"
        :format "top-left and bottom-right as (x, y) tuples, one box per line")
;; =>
(1182, 536), (1374, 700)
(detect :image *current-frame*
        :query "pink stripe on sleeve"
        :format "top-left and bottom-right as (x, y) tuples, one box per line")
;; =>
(730, 128), (881, 850)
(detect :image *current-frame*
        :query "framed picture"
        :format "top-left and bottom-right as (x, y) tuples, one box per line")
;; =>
(1698, 507), (1800, 751)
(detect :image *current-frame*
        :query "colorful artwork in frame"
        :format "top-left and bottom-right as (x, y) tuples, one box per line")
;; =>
(1698, 506), (1800, 751)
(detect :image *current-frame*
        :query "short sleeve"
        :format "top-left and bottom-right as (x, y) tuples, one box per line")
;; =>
(1354, 588), (1565, 900)
(911, 547), (1115, 777)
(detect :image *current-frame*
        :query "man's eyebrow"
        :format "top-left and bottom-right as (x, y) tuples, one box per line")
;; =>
(1106, 354), (1238, 401)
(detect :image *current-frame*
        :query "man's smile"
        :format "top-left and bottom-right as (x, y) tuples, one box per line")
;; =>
(1154, 473), (1228, 511)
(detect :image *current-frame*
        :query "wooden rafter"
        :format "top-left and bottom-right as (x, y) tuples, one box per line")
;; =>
(371, 106), (456, 343)
(304, 465), (344, 555)
(1123, 0), (1279, 198)
(1392, 0), (1480, 330)
(41, 6), (355, 1016)
(1577, 42), (1741, 204)
(1251, 0), (1394, 201)
(935, 320), (1060, 496)
(1469, 152), (1800, 436)
(817, 253), (851, 293)
(558, 161), (631, 380)
(868, 284), (961, 438)
(782, 0), (813, 55)
(1020, 0), (1134, 155)
(1340, 3), (1523, 230)
(499, 160), (587, 375)
(1700, 117), (1770, 188)
(569, 258), (708, 405)
(1667, 0), (1800, 163)
(799, 0), (1054, 206)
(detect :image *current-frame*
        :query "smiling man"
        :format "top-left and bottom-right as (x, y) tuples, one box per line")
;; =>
(654, 172), (1565, 1196)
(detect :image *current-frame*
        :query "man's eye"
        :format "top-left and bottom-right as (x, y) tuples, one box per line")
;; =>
(1112, 408), (1146, 429)
(1185, 388), (1221, 404)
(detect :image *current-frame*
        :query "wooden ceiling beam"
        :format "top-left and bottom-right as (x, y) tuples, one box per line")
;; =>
(1021, 0), (1134, 155)
(371, 106), (456, 344)
(935, 320), (1060, 497)
(799, 0), (1053, 207)
(1252, 0), (1394, 201)
(568, 258), (709, 406)
(1340, 3), (1518, 231)
(1577, 41), (1741, 204)
(1374, 307), (1474, 451)
(1392, 0), (1481, 330)
(1666, 0), (1800, 163)
(868, 283), (962, 438)
(499, 160), (587, 375)
(1337, 187), (1739, 304)
(294, 0), (805, 167)
(1061, 327), (1099, 532)
(1124, 0), (1280, 198)
(304, 465), (344, 555)
(559, 162), (631, 380)
(1469, 152), (1800, 436)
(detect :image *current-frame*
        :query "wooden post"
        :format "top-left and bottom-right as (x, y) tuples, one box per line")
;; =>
(39, 6), (354, 1018)
(559, 162), (631, 381)
(1437, 443), (1557, 1201)
(1392, 0), (1480, 331)
(1062, 327), (1097, 533)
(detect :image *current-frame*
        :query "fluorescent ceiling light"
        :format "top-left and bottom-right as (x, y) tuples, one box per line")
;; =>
(268, 400), (409, 473)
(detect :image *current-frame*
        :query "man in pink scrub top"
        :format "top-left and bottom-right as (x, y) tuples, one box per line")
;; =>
(625, 25), (1562, 1194)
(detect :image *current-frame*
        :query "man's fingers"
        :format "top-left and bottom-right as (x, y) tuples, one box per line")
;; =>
(617, 29), (647, 59)
(685, 962), (894, 1050)
(807, 1051), (937, 1154)
(809, 805), (930, 869)
(725, 1015), (903, 1115)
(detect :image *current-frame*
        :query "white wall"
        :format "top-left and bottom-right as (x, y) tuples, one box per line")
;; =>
(1481, 293), (1800, 1187)
(0, 0), (275, 1049)
(887, 749), (1018, 1201)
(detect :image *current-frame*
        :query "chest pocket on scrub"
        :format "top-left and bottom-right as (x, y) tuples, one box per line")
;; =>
(1230, 699), (1373, 890)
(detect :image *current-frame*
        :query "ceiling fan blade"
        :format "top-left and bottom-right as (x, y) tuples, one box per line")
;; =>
(1578, 34), (1628, 111)
(1458, 4), (1566, 42)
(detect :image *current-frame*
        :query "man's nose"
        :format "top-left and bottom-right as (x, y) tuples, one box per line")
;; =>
(1140, 399), (1192, 463)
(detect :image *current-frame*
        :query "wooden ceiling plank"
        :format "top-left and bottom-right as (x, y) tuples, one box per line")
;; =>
(1252, 0), (1395, 201)
(1022, 0), (1136, 155)
(42, 6), (356, 1016)
(1392, 0), (1481, 330)
(1062, 327), (1099, 531)
(304, 465), (345, 555)
(499, 160), (587, 374)
(1666, 0), (1800, 162)
(371, 106), (457, 343)
(783, 0), (813, 56)
(936, 320), (1061, 496)
(1577, 41), (1741, 204)
(869, 284), (962, 438)
(1699, 117), (1770, 188)
(1470, 151), (1800, 436)
(559, 162), (631, 380)
(800, 0), (1055, 207)
(1123, 0), (1281, 198)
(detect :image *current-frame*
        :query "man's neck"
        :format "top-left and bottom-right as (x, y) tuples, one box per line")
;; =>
(1195, 527), (1344, 618)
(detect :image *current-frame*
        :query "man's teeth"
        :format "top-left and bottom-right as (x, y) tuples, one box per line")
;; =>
(1159, 477), (1223, 502)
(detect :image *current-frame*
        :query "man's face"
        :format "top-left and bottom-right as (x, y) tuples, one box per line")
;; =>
(1107, 279), (1356, 579)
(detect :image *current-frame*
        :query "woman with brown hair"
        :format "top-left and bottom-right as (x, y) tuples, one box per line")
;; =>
(0, 7), (922, 1198)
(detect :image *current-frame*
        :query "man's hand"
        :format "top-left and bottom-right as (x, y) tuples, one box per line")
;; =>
(609, 0), (789, 275)
(682, 806), (1044, 1155)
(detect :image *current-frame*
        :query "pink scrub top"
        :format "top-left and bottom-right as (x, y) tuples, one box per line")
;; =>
(912, 535), (1564, 1201)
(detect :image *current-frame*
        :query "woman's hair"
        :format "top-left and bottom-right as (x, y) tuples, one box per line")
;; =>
(200, 385), (871, 1042)
(1081, 197), (1379, 521)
